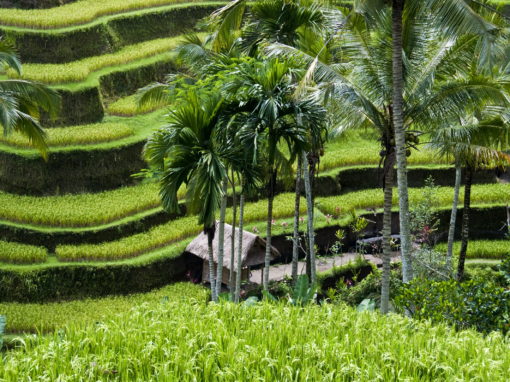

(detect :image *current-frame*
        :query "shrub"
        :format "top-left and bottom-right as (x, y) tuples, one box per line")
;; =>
(395, 278), (510, 334)
(0, 241), (47, 264)
(0, 122), (133, 148)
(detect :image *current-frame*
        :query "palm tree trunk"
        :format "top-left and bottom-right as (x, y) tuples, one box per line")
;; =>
(457, 165), (473, 281)
(381, 154), (395, 315)
(292, 155), (303, 285)
(392, 0), (413, 283)
(235, 191), (245, 303)
(263, 169), (276, 291)
(229, 172), (237, 300)
(303, 151), (316, 285)
(446, 164), (462, 273)
(206, 227), (217, 302)
(215, 179), (228, 299)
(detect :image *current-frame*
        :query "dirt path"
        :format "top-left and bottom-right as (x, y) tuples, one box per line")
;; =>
(249, 253), (400, 283)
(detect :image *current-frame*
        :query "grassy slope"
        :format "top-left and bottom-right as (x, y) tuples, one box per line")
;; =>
(1, 298), (509, 380)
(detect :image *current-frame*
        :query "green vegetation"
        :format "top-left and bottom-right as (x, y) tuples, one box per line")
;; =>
(0, 122), (133, 148)
(0, 183), (161, 228)
(107, 93), (167, 116)
(1, 300), (509, 380)
(0, 241), (47, 264)
(436, 240), (510, 259)
(317, 183), (510, 218)
(9, 37), (182, 84)
(0, 0), (207, 29)
(0, 282), (208, 333)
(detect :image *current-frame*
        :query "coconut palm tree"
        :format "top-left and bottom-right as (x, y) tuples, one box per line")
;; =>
(0, 40), (60, 157)
(268, 7), (508, 312)
(359, 0), (501, 283)
(143, 89), (231, 302)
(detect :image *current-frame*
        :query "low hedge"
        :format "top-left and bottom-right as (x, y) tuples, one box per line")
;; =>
(0, 243), (191, 302)
(1, 3), (220, 64)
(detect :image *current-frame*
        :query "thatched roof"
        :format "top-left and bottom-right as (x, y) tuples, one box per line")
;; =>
(185, 222), (280, 269)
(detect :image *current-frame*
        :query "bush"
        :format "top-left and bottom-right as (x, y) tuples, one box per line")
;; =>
(395, 278), (510, 334)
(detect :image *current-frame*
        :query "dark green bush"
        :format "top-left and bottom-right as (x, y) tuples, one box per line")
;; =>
(395, 278), (510, 334)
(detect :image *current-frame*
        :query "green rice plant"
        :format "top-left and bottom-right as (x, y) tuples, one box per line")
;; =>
(0, 122), (133, 148)
(320, 130), (446, 171)
(55, 216), (201, 261)
(9, 37), (181, 84)
(317, 183), (510, 218)
(106, 93), (166, 116)
(1, 301), (509, 380)
(0, 183), (162, 228)
(435, 240), (510, 259)
(0, 241), (47, 264)
(0, 0), (208, 29)
(0, 282), (208, 333)
(55, 193), (306, 261)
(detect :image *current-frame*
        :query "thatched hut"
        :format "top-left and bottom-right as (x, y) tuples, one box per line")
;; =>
(185, 222), (280, 285)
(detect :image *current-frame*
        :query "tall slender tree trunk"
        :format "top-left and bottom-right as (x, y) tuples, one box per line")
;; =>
(229, 172), (237, 300)
(303, 151), (316, 285)
(235, 192), (245, 303)
(206, 227), (217, 302)
(215, 180), (228, 299)
(446, 164), (462, 273)
(381, 153), (395, 315)
(392, 0), (413, 283)
(263, 169), (276, 291)
(292, 155), (303, 285)
(457, 165), (473, 281)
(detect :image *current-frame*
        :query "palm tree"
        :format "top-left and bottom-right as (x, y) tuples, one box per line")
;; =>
(223, 57), (327, 290)
(268, 7), (508, 311)
(144, 89), (230, 302)
(363, 0), (502, 283)
(0, 40), (60, 157)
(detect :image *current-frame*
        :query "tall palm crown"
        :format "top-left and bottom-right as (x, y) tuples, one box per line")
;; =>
(0, 40), (60, 157)
(144, 90), (231, 230)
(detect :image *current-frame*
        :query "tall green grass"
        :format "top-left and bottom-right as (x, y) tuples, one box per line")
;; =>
(1, 301), (509, 380)
(106, 93), (167, 116)
(53, 184), (508, 263)
(55, 193), (307, 261)
(0, 282), (208, 333)
(0, 183), (162, 228)
(436, 240), (510, 259)
(317, 183), (510, 217)
(9, 37), (181, 84)
(0, 122), (133, 148)
(0, 241), (47, 264)
(0, 0), (208, 29)
(320, 130), (446, 170)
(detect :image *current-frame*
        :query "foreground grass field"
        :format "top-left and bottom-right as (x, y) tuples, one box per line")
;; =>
(1, 296), (509, 380)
